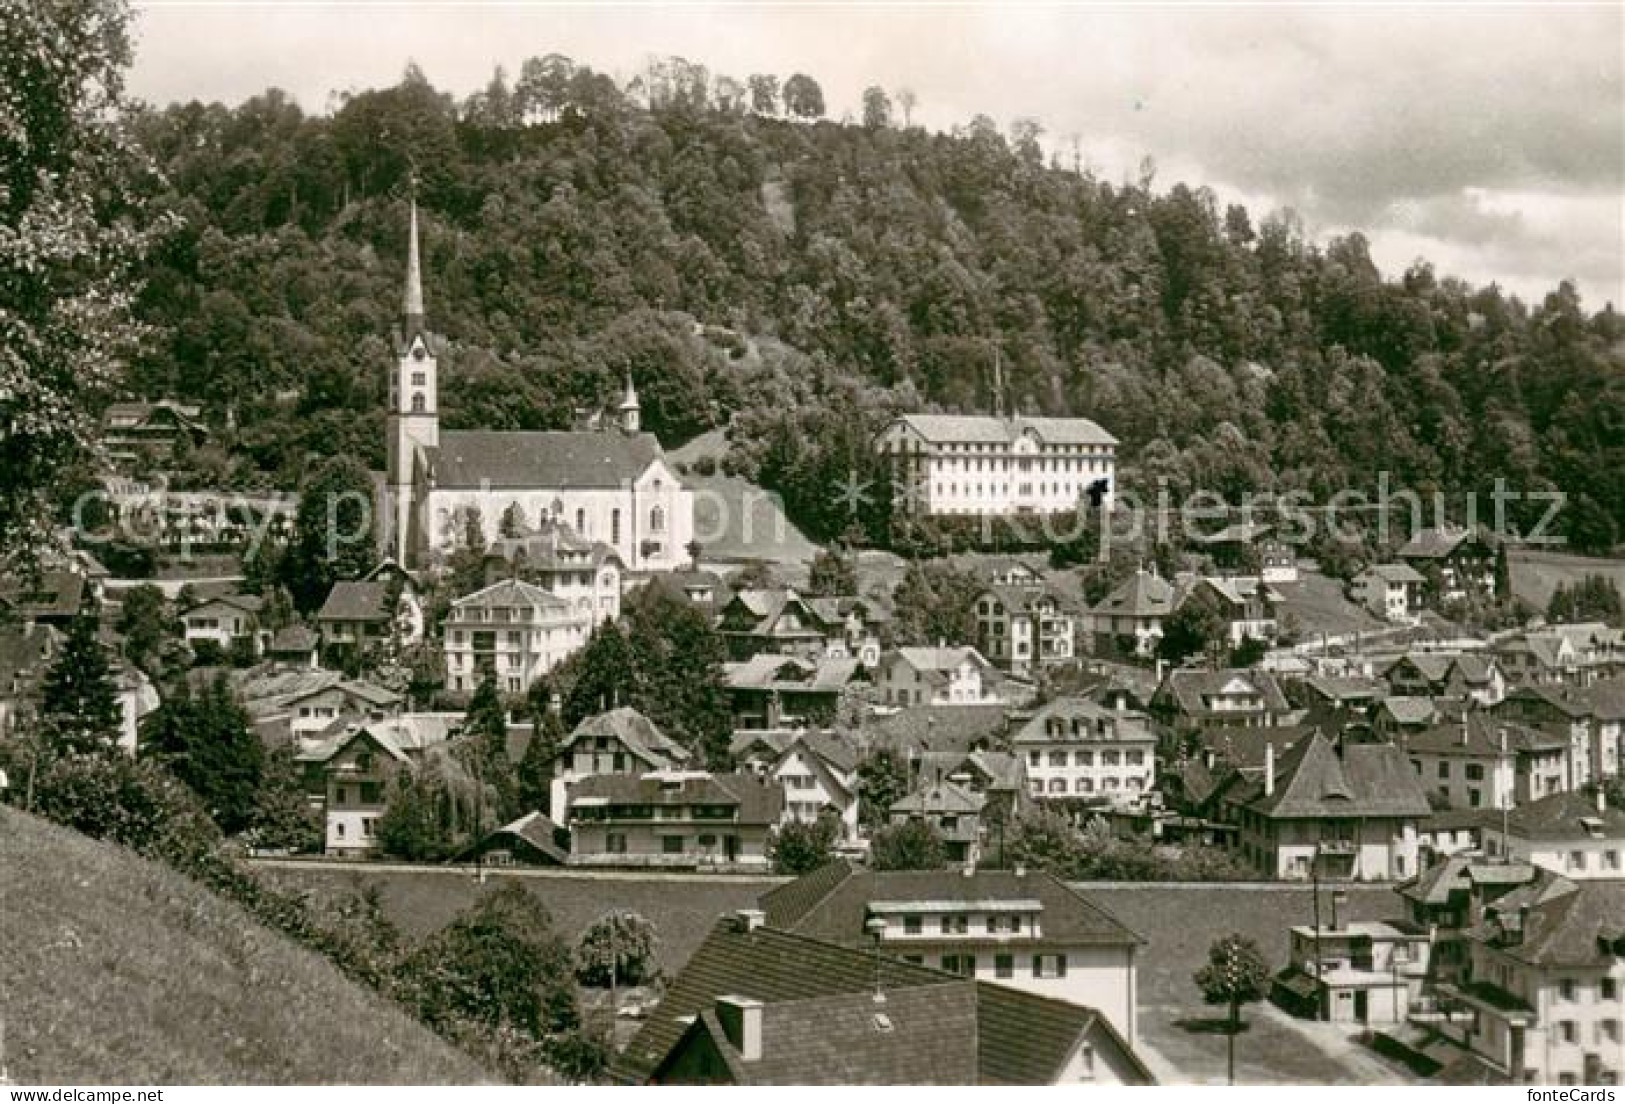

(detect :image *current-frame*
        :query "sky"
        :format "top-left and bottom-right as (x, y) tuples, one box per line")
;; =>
(128, 2), (1624, 309)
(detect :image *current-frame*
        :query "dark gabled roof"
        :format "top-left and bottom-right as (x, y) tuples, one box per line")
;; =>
(728, 729), (859, 775)
(1091, 570), (1175, 618)
(432, 429), (668, 490)
(181, 591), (264, 616)
(1233, 731), (1431, 819)
(1406, 714), (1567, 758)
(915, 749), (1025, 792)
(1381, 652), (1455, 685)
(315, 580), (392, 623)
(1576, 677), (1625, 721)
(1157, 668), (1289, 718)
(462, 810), (568, 864)
(0, 570), (86, 620)
(569, 772), (784, 825)
(859, 704), (1010, 756)
(1501, 790), (1625, 842)
(1012, 696), (1155, 747)
(758, 866), (1141, 950)
(663, 983), (980, 1085)
(1189, 724), (1314, 770)
(621, 918), (1151, 1085)
(269, 624), (320, 653)
(1304, 676), (1386, 704)
(1398, 527), (1468, 560)
(561, 706), (691, 768)
(1469, 878), (1625, 968)
(891, 778), (983, 817)
(0, 622), (58, 687)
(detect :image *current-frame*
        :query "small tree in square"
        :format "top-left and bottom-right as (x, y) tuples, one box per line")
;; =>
(1193, 932), (1271, 1085)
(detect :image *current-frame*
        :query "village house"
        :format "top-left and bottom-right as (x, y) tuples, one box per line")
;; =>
(1183, 575), (1282, 646)
(1275, 916), (1433, 1026)
(646, 568), (729, 620)
(1351, 563), (1427, 623)
(908, 749), (1028, 833)
(1441, 876), (1625, 1085)
(758, 862), (1144, 1046)
(875, 413), (1117, 518)
(1220, 732), (1432, 881)
(1397, 851), (1541, 984)
(441, 577), (591, 694)
(225, 667), (404, 742)
(890, 777), (985, 865)
(974, 583), (1074, 677)
(1481, 789), (1625, 881)
(294, 721), (439, 855)
(1494, 683), (1624, 792)
(716, 588), (885, 665)
(485, 521), (624, 624)
(1151, 668), (1292, 731)
(266, 624), (320, 669)
(874, 646), (1005, 707)
(1403, 714), (1570, 812)
(1011, 697), (1156, 807)
(729, 729), (860, 839)
(1397, 526), (1498, 601)
(1372, 696), (1440, 740)
(180, 592), (268, 659)
(0, 570), (87, 631)
(565, 771), (782, 868)
(1088, 569), (1176, 658)
(101, 399), (208, 467)
(314, 577), (424, 659)
(0, 623), (59, 738)
(618, 910), (1153, 1085)
(548, 706), (692, 819)
(722, 653), (864, 730)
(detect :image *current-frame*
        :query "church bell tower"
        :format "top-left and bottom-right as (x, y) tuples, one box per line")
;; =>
(386, 188), (439, 566)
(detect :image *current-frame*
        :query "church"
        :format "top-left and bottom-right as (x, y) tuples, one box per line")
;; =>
(385, 198), (694, 573)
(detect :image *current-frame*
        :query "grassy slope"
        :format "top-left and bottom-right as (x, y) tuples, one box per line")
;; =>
(1507, 548), (1625, 612)
(0, 809), (490, 1085)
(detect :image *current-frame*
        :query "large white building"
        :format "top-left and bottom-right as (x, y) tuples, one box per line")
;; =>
(876, 414), (1116, 517)
(385, 198), (693, 572)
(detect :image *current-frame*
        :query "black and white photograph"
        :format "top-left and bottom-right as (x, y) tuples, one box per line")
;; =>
(1, 0), (1622, 1091)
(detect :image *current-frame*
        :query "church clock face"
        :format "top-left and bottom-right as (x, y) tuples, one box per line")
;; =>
(413, 345), (426, 360)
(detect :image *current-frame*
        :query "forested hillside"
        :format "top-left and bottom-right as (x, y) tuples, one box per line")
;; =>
(122, 58), (1624, 550)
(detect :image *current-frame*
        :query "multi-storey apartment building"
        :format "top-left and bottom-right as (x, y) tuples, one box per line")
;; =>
(442, 578), (589, 693)
(1012, 697), (1156, 805)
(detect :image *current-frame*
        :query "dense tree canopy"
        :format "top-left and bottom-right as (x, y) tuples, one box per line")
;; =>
(103, 57), (1625, 556)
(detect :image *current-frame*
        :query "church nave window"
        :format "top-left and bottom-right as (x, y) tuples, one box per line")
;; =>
(575, 508), (586, 534)
(611, 508), (622, 545)
(650, 505), (665, 532)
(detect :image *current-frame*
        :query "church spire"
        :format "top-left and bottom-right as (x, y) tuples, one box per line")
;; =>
(403, 179), (424, 331)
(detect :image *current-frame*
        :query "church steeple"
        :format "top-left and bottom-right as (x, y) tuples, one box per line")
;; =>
(403, 182), (425, 333)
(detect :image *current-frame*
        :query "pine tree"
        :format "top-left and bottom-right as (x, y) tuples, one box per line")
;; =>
(459, 670), (512, 816)
(38, 608), (124, 756)
(140, 674), (264, 834)
(517, 703), (564, 815)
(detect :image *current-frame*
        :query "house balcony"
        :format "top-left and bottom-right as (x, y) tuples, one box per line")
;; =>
(1436, 979), (1535, 1025)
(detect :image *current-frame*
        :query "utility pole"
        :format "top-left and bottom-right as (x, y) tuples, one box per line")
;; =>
(1310, 843), (1323, 1021)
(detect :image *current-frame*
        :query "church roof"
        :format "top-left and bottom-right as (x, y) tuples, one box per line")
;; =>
(431, 430), (667, 490)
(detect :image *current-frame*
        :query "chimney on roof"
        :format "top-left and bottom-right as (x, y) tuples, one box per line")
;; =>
(735, 908), (766, 932)
(1264, 743), (1275, 797)
(715, 996), (764, 1062)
